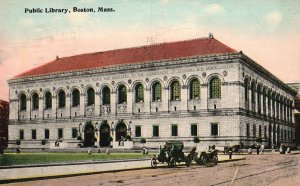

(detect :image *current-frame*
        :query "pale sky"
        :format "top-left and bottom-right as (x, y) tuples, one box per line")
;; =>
(0, 0), (299, 101)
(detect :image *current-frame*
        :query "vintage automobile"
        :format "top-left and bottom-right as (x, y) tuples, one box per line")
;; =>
(224, 145), (243, 154)
(151, 141), (194, 168)
(192, 146), (218, 165)
(198, 149), (218, 165)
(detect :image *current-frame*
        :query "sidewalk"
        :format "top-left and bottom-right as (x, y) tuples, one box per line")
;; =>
(0, 154), (245, 184)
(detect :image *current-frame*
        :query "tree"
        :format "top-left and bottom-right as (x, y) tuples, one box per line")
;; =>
(16, 140), (21, 146)
(140, 138), (146, 144)
(125, 135), (131, 141)
(193, 137), (200, 144)
(41, 139), (47, 150)
(256, 137), (262, 143)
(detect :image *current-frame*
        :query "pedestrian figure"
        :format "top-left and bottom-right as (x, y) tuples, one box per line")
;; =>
(88, 149), (91, 155)
(256, 144), (260, 155)
(106, 149), (110, 155)
(16, 147), (21, 154)
(271, 144), (275, 152)
(260, 144), (264, 154)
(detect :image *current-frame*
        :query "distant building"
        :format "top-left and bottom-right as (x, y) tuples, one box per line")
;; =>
(7, 35), (297, 149)
(0, 100), (9, 150)
(288, 83), (300, 148)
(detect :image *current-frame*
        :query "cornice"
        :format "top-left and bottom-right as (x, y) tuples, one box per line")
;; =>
(239, 53), (297, 96)
(7, 53), (241, 85)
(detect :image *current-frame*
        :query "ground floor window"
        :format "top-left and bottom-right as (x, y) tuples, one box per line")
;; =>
(72, 128), (78, 138)
(264, 126), (267, 139)
(32, 129), (36, 140)
(191, 124), (197, 136)
(58, 128), (63, 139)
(45, 129), (49, 139)
(135, 126), (141, 137)
(253, 125), (256, 137)
(153, 125), (159, 137)
(19, 130), (24, 140)
(259, 125), (262, 137)
(171, 125), (178, 136)
(211, 123), (218, 136)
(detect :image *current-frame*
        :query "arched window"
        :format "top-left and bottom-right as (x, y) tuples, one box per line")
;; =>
(87, 88), (95, 106)
(257, 84), (261, 113)
(263, 88), (266, 114)
(32, 93), (39, 110)
(244, 78), (249, 101)
(170, 80), (180, 101)
(45, 92), (52, 109)
(209, 77), (221, 98)
(72, 89), (80, 107)
(152, 82), (162, 102)
(267, 91), (271, 115)
(102, 87), (110, 105)
(20, 94), (27, 111)
(58, 90), (66, 108)
(251, 81), (256, 104)
(118, 85), (127, 104)
(189, 79), (200, 99)
(135, 83), (144, 102)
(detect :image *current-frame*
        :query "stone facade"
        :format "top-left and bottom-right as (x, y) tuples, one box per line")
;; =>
(0, 100), (9, 150)
(7, 38), (297, 149)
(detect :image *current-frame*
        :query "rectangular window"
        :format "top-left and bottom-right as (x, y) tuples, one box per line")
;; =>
(211, 123), (218, 136)
(32, 129), (36, 140)
(153, 125), (159, 137)
(191, 124), (197, 136)
(19, 130), (24, 140)
(58, 128), (63, 139)
(45, 129), (49, 139)
(171, 125), (178, 136)
(253, 125), (256, 137)
(259, 125), (262, 137)
(246, 124), (250, 137)
(264, 126), (267, 139)
(72, 128), (78, 138)
(135, 126), (141, 137)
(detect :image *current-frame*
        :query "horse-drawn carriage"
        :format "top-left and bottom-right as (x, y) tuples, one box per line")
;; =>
(151, 141), (194, 168)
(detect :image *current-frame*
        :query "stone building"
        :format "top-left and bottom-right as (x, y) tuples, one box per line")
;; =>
(0, 100), (9, 150)
(288, 83), (300, 148)
(7, 35), (296, 149)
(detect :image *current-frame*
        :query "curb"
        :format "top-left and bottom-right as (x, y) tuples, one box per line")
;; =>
(0, 158), (150, 169)
(0, 158), (245, 184)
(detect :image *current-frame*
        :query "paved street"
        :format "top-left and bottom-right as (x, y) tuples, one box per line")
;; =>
(5, 153), (300, 186)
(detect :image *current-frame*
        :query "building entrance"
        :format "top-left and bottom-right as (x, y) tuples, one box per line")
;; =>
(115, 122), (127, 141)
(100, 122), (111, 147)
(84, 122), (95, 147)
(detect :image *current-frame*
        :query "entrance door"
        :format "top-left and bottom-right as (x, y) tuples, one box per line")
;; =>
(84, 122), (95, 147)
(100, 123), (110, 147)
(115, 122), (127, 141)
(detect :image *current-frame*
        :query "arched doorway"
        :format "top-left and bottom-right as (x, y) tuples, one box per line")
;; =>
(100, 122), (110, 147)
(115, 122), (127, 141)
(84, 122), (95, 147)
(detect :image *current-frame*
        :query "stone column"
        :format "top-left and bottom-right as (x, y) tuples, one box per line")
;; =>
(80, 93), (85, 116)
(181, 85), (188, 112)
(52, 96), (57, 119)
(144, 88), (150, 113)
(26, 98), (31, 119)
(39, 97), (43, 119)
(201, 85), (208, 109)
(95, 92), (100, 116)
(111, 91), (116, 115)
(127, 89), (133, 114)
(65, 93), (71, 118)
(162, 87), (169, 112)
